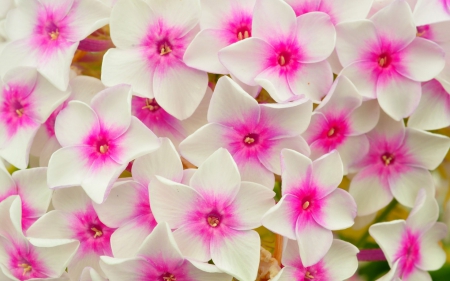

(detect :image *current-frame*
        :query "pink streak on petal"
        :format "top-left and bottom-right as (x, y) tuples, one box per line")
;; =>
(394, 228), (422, 279)
(132, 183), (157, 231)
(416, 25), (433, 41)
(6, 241), (49, 280)
(137, 257), (193, 281)
(132, 96), (186, 142)
(221, 9), (252, 44)
(287, 260), (329, 280)
(425, 79), (450, 110)
(69, 205), (116, 256)
(0, 83), (40, 137)
(305, 111), (350, 152)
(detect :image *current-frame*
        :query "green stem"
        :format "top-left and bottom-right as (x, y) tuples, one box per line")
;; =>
(356, 200), (397, 248)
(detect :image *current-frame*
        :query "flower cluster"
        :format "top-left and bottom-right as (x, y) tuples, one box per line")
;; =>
(0, 0), (449, 280)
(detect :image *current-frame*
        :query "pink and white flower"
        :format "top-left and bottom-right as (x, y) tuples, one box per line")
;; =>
(336, 0), (446, 120)
(369, 190), (448, 280)
(0, 67), (69, 169)
(0, 0), (110, 90)
(0, 164), (52, 231)
(47, 84), (160, 204)
(219, 0), (336, 102)
(271, 239), (359, 281)
(102, 0), (208, 120)
(303, 76), (380, 173)
(0, 196), (79, 281)
(100, 222), (232, 281)
(180, 76), (311, 188)
(149, 148), (275, 281)
(27, 187), (116, 280)
(183, 0), (256, 74)
(94, 138), (185, 258)
(413, 0), (450, 26)
(262, 149), (356, 266)
(31, 75), (105, 167)
(131, 88), (211, 148)
(349, 112), (450, 216)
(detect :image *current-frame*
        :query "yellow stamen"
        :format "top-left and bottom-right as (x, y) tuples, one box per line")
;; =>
(15, 108), (24, 117)
(302, 201), (310, 210)
(378, 57), (386, 67)
(305, 271), (314, 279)
(208, 216), (219, 227)
(279, 55), (286, 66)
(49, 30), (59, 40)
(91, 227), (103, 238)
(382, 155), (393, 166)
(163, 275), (176, 281)
(237, 31), (243, 41)
(327, 128), (335, 137)
(142, 99), (159, 111)
(160, 44), (172, 55)
(19, 263), (32, 275)
(244, 137), (255, 144)
(99, 145), (109, 154)
(244, 30), (249, 39)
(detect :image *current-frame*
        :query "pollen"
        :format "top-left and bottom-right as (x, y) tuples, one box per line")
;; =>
(207, 216), (220, 227)
(160, 43), (172, 55)
(305, 271), (314, 279)
(49, 30), (59, 40)
(99, 144), (109, 154)
(142, 98), (159, 111)
(237, 30), (250, 41)
(15, 108), (24, 117)
(91, 227), (103, 238)
(244, 136), (255, 144)
(163, 274), (176, 281)
(382, 154), (394, 166)
(302, 201), (310, 210)
(19, 263), (32, 275)
(327, 128), (335, 137)
(278, 55), (286, 66)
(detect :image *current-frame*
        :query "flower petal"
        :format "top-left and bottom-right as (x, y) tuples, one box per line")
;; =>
(406, 189), (439, 232)
(255, 67), (296, 102)
(173, 223), (212, 262)
(322, 239), (359, 281)
(296, 219), (333, 267)
(52, 186), (91, 213)
(338, 62), (378, 99)
(369, 220), (407, 266)
(413, 0), (450, 26)
(317, 76), (362, 115)
(110, 219), (152, 259)
(417, 222), (448, 271)
(100, 256), (146, 281)
(389, 167), (434, 208)
(262, 195), (299, 240)
(280, 149), (312, 196)
(238, 158), (275, 189)
(337, 135), (370, 174)
(312, 150), (343, 198)
(347, 100), (380, 135)
(313, 188), (356, 230)
(252, 0), (297, 40)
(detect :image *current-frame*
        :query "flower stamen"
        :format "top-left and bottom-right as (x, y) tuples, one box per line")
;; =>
(19, 263), (32, 275)
(91, 227), (103, 238)
(327, 128), (335, 137)
(244, 136), (255, 144)
(278, 55), (286, 66)
(381, 153), (394, 166)
(163, 274), (176, 281)
(160, 43), (172, 55)
(15, 108), (24, 117)
(99, 145), (109, 154)
(305, 271), (314, 279)
(303, 201), (310, 210)
(49, 29), (59, 40)
(207, 216), (220, 228)
(142, 98), (159, 111)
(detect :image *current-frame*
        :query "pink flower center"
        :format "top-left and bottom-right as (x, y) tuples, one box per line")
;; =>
(45, 21), (60, 41)
(207, 213), (221, 228)
(278, 51), (292, 66)
(305, 270), (315, 279)
(158, 40), (173, 56)
(236, 27), (251, 41)
(381, 152), (395, 166)
(18, 262), (33, 276)
(90, 226), (103, 238)
(141, 98), (160, 112)
(302, 200), (311, 210)
(377, 53), (392, 68)
(11, 99), (25, 118)
(161, 273), (177, 281)
(243, 133), (259, 146)
(416, 25), (430, 38)
(95, 138), (110, 154)
(327, 127), (337, 138)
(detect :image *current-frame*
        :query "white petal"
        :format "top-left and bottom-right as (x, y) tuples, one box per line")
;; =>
(377, 72), (421, 121)
(52, 186), (91, 213)
(406, 189), (439, 232)
(70, 76), (105, 104)
(4, 0), (39, 40)
(280, 149), (312, 196)
(0, 40), (38, 78)
(347, 100), (380, 135)
(154, 61), (208, 120)
(312, 151), (343, 197)
(255, 67), (296, 102)
(287, 60), (333, 102)
(55, 101), (99, 147)
(109, 0), (154, 48)
(219, 38), (273, 86)
(110, 220), (152, 259)
(186, 260), (233, 281)
(349, 170), (394, 216)
(325, 0), (373, 23)
(132, 138), (182, 187)
(252, 0), (297, 40)
(270, 267), (298, 281)
(368, 110), (406, 145)
(149, 176), (199, 228)
(403, 128), (450, 170)
(322, 239), (359, 281)
(173, 223), (211, 262)
(231, 181), (275, 230)
(262, 195), (299, 240)
(90, 85), (132, 137)
(413, 0), (450, 26)
(207, 76), (260, 126)
(296, 12), (336, 63)
(389, 167), (434, 208)
(99, 256), (146, 281)
(296, 219), (333, 267)
(47, 146), (91, 188)
(370, 0), (416, 50)
(417, 222), (448, 271)
(0, 163), (15, 198)
(369, 220), (406, 266)
(314, 188), (356, 230)
(408, 79), (450, 130)
(190, 148), (240, 202)
(184, 29), (231, 74)
(68, 251), (103, 280)
(112, 117), (160, 164)
(211, 229), (260, 281)
(238, 158), (275, 189)
(64, 0), (109, 41)
(337, 135), (370, 174)
(0, 196), (24, 241)
(101, 48), (155, 98)
(26, 210), (73, 238)
(317, 76), (362, 115)
(338, 62), (378, 98)
(404, 267), (432, 281)
(80, 267), (106, 281)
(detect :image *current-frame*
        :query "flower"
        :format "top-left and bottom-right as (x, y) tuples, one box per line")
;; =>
(0, 196), (79, 280)
(219, 0), (336, 102)
(102, 0), (208, 120)
(93, 138), (185, 258)
(27, 187), (116, 280)
(335, 0), (445, 120)
(47, 84), (160, 204)
(369, 189), (448, 280)
(0, 0), (110, 90)
(149, 148), (275, 281)
(302, 76), (380, 173)
(349, 112), (450, 216)
(262, 149), (356, 266)
(271, 239), (359, 281)
(180, 76), (311, 188)
(0, 67), (69, 169)
(413, 0), (450, 25)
